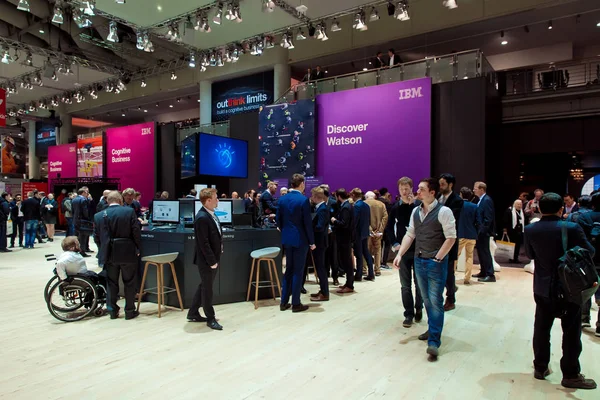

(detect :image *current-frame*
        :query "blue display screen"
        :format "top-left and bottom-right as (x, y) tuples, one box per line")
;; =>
(181, 134), (197, 178)
(198, 133), (248, 178)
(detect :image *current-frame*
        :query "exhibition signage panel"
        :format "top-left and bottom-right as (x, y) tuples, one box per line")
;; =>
(77, 136), (103, 178)
(22, 181), (48, 195)
(212, 70), (274, 122)
(1, 135), (28, 176)
(35, 122), (57, 157)
(106, 122), (155, 202)
(48, 143), (77, 181)
(0, 88), (6, 127)
(316, 78), (431, 196)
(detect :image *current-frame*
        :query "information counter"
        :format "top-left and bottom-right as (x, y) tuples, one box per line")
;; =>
(140, 227), (282, 308)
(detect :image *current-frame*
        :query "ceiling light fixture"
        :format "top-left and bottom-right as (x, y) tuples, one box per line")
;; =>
(331, 19), (341, 32)
(548, 20), (553, 30)
(17, 0), (30, 12)
(234, 4), (242, 23)
(296, 28), (307, 40)
(353, 9), (368, 31)
(143, 33), (154, 52)
(395, 1), (410, 21)
(82, 0), (96, 16)
(106, 21), (119, 42)
(262, 0), (275, 13)
(225, 3), (236, 21)
(171, 71), (177, 80)
(169, 104), (174, 108)
(73, 9), (93, 28)
(1, 47), (13, 64)
(166, 23), (180, 41)
(216, 53), (224, 67)
(214, 3), (223, 24)
(52, 4), (64, 24)
(189, 53), (196, 68)
(136, 31), (145, 50)
(500, 30), (507, 45)
(443, 0), (458, 9)
(24, 52), (33, 66)
(141, 79), (147, 87)
(115, 0), (126, 4)
(369, 7), (380, 22)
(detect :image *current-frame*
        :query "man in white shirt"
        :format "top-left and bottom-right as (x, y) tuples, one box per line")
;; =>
(388, 48), (402, 66)
(393, 178), (456, 361)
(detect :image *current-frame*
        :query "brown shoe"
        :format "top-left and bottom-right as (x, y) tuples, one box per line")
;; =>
(464, 280), (471, 285)
(311, 293), (329, 301)
(336, 287), (354, 294)
(444, 302), (456, 312)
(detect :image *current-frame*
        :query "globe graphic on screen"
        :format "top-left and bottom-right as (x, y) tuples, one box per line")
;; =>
(216, 144), (235, 169)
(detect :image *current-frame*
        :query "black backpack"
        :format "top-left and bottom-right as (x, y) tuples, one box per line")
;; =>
(557, 223), (600, 306)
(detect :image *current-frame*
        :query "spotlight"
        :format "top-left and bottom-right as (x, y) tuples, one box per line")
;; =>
(51, 97), (59, 107)
(353, 10), (367, 31)
(169, 104), (174, 108)
(136, 31), (145, 50)
(262, 0), (275, 13)
(51, 72), (58, 81)
(106, 21), (119, 42)
(52, 4), (64, 24)
(265, 36), (275, 49)
(117, 79), (127, 91)
(122, 111), (126, 117)
(17, 0), (30, 12)
(209, 52), (217, 66)
(73, 9), (93, 28)
(234, 5), (242, 22)
(216, 53), (224, 67)
(82, 0), (96, 16)
(225, 3), (236, 21)
(296, 28), (307, 40)
(395, 1), (410, 21)
(115, 0), (126, 3)
(200, 65), (207, 72)
(597, 22), (600, 27)
(500, 31), (507, 45)
(232, 47), (240, 62)
(315, 23), (324, 40)
(166, 23), (180, 41)
(387, 1), (396, 16)
(331, 19), (341, 32)
(443, 0), (458, 9)
(33, 72), (43, 86)
(214, 3), (223, 24)
(143, 33), (154, 52)
(90, 87), (98, 99)
(171, 71), (177, 80)
(29, 102), (37, 112)
(280, 32), (294, 49)
(548, 20), (553, 30)
(369, 7), (380, 22)
(188, 53), (196, 68)
(24, 52), (33, 66)
(201, 53), (210, 67)
(1, 47), (13, 64)
(224, 48), (233, 62)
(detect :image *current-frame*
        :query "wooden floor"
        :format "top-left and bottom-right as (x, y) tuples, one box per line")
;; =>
(1, 239), (599, 400)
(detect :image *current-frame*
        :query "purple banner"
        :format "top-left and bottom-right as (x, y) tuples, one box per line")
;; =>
(106, 122), (155, 202)
(316, 78), (431, 197)
(48, 143), (77, 182)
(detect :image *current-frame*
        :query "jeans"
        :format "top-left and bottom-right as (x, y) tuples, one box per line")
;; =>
(354, 237), (374, 279)
(25, 220), (38, 248)
(66, 217), (74, 237)
(11, 217), (24, 246)
(399, 254), (423, 319)
(415, 257), (448, 348)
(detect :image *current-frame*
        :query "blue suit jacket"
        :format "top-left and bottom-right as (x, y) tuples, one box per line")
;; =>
(261, 190), (278, 214)
(353, 200), (371, 240)
(276, 190), (315, 248)
(312, 202), (330, 249)
(458, 200), (478, 240)
(476, 194), (495, 236)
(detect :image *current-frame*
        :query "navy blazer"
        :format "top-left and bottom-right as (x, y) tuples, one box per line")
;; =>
(276, 190), (315, 248)
(93, 205), (142, 266)
(312, 202), (330, 249)
(333, 200), (354, 242)
(353, 200), (371, 240)
(0, 197), (9, 222)
(458, 200), (478, 240)
(524, 216), (594, 298)
(72, 195), (91, 225)
(261, 190), (278, 214)
(476, 194), (495, 236)
(21, 197), (41, 221)
(193, 208), (222, 268)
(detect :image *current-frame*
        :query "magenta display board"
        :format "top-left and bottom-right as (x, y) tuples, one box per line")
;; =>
(48, 143), (77, 182)
(106, 122), (155, 201)
(316, 78), (431, 197)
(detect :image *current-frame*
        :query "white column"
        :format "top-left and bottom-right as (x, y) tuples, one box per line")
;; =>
(274, 63), (291, 101)
(28, 120), (40, 179)
(199, 80), (212, 126)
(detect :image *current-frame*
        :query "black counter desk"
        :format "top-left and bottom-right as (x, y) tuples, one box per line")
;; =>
(139, 227), (282, 308)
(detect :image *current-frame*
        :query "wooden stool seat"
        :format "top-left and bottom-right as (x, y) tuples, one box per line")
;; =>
(247, 247), (281, 309)
(137, 253), (183, 318)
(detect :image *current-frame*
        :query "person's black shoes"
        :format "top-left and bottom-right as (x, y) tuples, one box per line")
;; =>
(109, 311), (119, 320)
(207, 319), (223, 330)
(280, 303), (291, 311)
(418, 331), (429, 341)
(582, 318), (591, 328)
(596, 325), (600, 337)
(300, 287), (307, 294)
(403, 318), (413, 328)
(415, 309), (423, 323)
(125, 311), (140, 320)
(48, 238), (54, 242)
(187, 314), (208, 322)
(478, 276), (496, 283)
(9, 244), (14, 249)
(561, 374), (597, 390)
(0, 248), (12, 253)
(292, 304), (309, 313)
(472, 273), (485, 278)
(81, 253), (91, 258)
(364, 276), (375, 282)
(534, 369), (551, 380)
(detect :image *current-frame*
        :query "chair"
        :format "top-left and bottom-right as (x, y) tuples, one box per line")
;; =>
(246, 247), (281, 309)
(137, 252), (183, 318)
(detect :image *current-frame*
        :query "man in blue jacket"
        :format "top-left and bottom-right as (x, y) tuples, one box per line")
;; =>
(277, 174), (315, 313)
(457, 187), (478, 284)
(350, 188), (375, 281)
(309, 187), (330, 301)
(472, 182), (496, 282)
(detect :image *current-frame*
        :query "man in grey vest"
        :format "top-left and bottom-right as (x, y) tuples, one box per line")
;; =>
(393, 178), (457, 361)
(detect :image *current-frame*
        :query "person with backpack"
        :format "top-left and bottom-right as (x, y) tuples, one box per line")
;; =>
(524, 193), (597, 390)
(576, 192), (600, 336)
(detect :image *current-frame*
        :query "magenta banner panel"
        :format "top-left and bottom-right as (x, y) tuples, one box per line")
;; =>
(316, 78), (431, 197)
(106, 122), (155, 201)
(48, 143), (77, 182)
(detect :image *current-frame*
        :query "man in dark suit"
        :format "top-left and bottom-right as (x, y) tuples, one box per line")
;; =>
(373, 51), (386, 68)
(438, 174), (463, 311)
(309, 187), (330, 301)
(93, 191), (142, 320)
(96, 190), (110, 213)
(261, 181), (279, 216)
(0, 192), (10, 252)
(72, 188), (92, 257)
(457, 188), (478, 284)
(187, 188), (224, 330)
(312, 65), (325, 80)
(9, 194), (24, 248)
(331, 188), (355, 293)
(472, 181), (496, 282)
(302, 67), (313, 82)
(388, 48), (402, 66)
(21, 191), (41, 249)
(350, 188), (375, 281)
(524, 192), (597, 390)
(321, 185), (341, 285)
(277, 174), (315, 313)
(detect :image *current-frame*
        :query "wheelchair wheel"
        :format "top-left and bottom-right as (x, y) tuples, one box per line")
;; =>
(44, 275), (59, 303)
(47, 277), (98, 322)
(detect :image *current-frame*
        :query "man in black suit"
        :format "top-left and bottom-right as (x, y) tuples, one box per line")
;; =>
(373, 51), (386, 68)
(331, 188), (355, 293)
(312, 65), (325, 80)
(310, 187), (330, 301)
(472, 182), (496, 282)
(9, 194), (24, 248)
(96, 190), (110, 213)
(93, 191), (142, 320)
(388, 48), (402, 66)
(524, 193), (597, 390)
(72, 188), (92, 257)
(321, 185), (341, 285)
(438, 174), (463, 311)
(302, 68), (313, 82)
(21, 191), (41, 249)
(261, 181), (278, 216)
(187, 188), (223, 330)
(0, 192), (10, 252)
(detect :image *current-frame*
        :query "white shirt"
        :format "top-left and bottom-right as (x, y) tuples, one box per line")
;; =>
(55, 251), (88, 280)
(406, 199), (457, 240)
(18, 203), (23, 217)
(389, 55), (395, 66)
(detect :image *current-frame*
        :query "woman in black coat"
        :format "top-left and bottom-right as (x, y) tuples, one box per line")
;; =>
(42, 193), (59, 242)
(503, 199), (525, 263)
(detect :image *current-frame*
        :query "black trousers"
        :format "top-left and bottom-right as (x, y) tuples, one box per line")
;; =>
(337, 239), (354, 289)
(354, 237), (374, 279)
(533, 294), (582, 379)
(399, 254), (423, 318)
(313, 247), (329, 296)
(381, 233), (392, 265)
(105, 262), (137, 314)
(325, 232), (339, 279)
(510, 231), (523, 261)
(445, 258), (456, 304)
(476, 233), (495, 277)
(189, 265), (218, 320)
(76, 228), (91, 255)
(11, 217), (24, 246)
(0, 221), (7, 250)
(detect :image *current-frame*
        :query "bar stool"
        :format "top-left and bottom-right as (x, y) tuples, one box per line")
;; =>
(137, 252), (183, 318)
(247, 247), (281, 309)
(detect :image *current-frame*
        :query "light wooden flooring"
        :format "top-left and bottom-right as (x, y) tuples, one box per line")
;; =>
(1, 240), (599, 400)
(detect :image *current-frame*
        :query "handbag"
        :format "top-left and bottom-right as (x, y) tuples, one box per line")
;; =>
(495, 233), (515, 258)
(103, 211), (139, 264)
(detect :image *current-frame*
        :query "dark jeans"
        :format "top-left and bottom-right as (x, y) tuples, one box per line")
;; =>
(399, 254), (423, 319)
(105, 262), (137, 315)
(66, 217), (74, 237)
(11, 217), (24, 246)
(189, 265), (218, 320)
(281, 245), (309, 306)
(325, 232), (338, 279)
(414, 257), (448, 348)
(476, 233), (495, 277)
(25, 219), (38, 248)
(337, 239), (354, 289)
(354, 237), (374, 279)
(533, 294), (582, 379)
(0, 220), (6, 250)
(382, 233), (391, 265)
(445, 259), (456, 304)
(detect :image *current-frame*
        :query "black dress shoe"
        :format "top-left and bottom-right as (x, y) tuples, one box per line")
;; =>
(561, 374), (597, 390)
(403, 318), (413, 328)
(354, 276), (363, 282)
(472, 273), (485, 278)
(81, 253), (91, 258)
(109, 311), (119, 320)
(534, 369), (551, 380)
(9, 245), (14, 249)
(207, 319), (223, 330)
(364, 276), (375, 281)
(292, 304), (309, 313)
(187, 314), (208, 322)
(300, 287), (307, 294)
(0, 249), (12, 253)
(86, 249), (95, 253)
(415, 309), (423, 323)
(332, 280), (340, 286)
(478, 276), (497, 283)
(280, 303), (291, 311)
(418, 331), (429, 341)
(125, 311), (140, 320)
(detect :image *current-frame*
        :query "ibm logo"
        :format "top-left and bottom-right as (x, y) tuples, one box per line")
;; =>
(399, 87), (423, 101)
(141, 127), (152, 135)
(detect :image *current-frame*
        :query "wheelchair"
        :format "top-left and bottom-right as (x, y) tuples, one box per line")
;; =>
(45, 272), (107, 322)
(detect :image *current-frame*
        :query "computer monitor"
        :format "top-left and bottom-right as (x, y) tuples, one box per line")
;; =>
(152, 200), (180, 224)
(231, 199), (246, 215)
(179, 200), (195, 224)
(195, 200), (233, 224)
